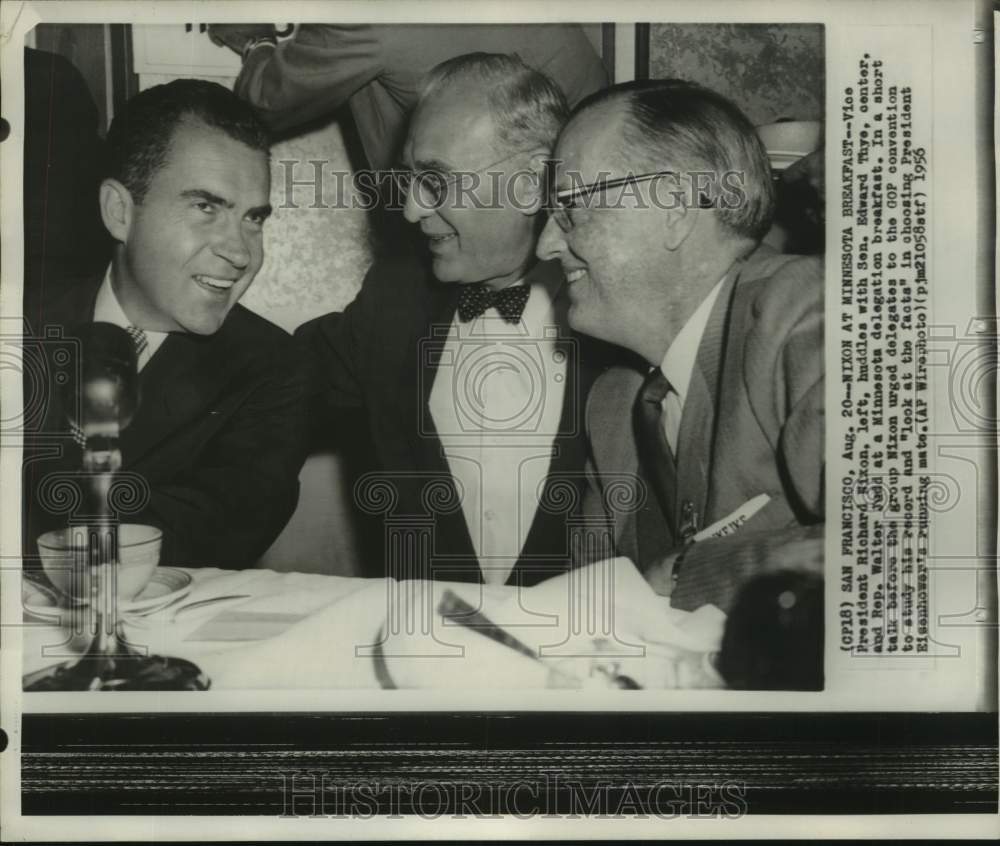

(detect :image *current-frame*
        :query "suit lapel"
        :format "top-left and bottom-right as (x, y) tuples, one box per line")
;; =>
(506, 263), (590, 573)
(36, 277), (246, 475)
(516, 333), (586, 570)
(40, 277), (101, 333)
(404, 280), (476, 559)
(411, 280), (461, 473)
(591, 367), (646, 553)
(121, 329), (241, 465)
(674, 260), (744, 538)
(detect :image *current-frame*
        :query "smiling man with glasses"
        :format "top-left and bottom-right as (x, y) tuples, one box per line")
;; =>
(538, 79), (825, 616)
(297, 53), (609, 587)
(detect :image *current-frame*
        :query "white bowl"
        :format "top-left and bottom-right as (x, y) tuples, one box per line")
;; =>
(756, 120), (823, 170)
(37, 524), (163, 603)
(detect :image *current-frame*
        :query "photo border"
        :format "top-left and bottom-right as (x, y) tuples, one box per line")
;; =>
(3, 0), (997, 838)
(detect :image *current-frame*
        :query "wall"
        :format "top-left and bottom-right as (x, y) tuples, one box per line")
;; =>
(243, 121), (373, 332)
(647, 24), (824, 126)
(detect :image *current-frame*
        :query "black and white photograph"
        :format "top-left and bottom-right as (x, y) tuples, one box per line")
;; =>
(1, 0), (996, 839)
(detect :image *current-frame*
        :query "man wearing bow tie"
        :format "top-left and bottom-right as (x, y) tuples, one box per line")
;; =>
(24, 80), (308, 568)
(537, 79), (825, 614)
(298, 53), (608, 585)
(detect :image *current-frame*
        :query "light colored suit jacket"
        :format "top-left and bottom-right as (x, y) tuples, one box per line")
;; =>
(581, 245), (824, 612)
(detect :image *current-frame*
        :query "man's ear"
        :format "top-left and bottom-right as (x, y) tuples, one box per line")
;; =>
(99, 178), (134, 243)
(662, 186), (700, 251)
(512, 151), (549, 216)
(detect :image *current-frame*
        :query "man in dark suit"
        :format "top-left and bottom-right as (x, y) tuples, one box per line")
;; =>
(23, 47), (112, 324)
(23, 80), (307, 569)
(298, 54), (605, 587)
(537, 79), (824, 613)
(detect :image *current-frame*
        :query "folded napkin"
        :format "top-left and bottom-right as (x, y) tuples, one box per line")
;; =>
(119, 570), (372, 666)
(197, 580), (394, 688)
(382, 557), (726, 689)
(198, 559), (726, 691)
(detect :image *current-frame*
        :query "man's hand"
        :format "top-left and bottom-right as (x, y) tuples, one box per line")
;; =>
(643, 528), (823, 602)
(207, 24), (277, 54)
(759, 532), (824, 577)
(643, 551), (681, 597)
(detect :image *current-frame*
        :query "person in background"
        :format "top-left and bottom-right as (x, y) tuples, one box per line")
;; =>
(208, 23), (608, 170)
(756, 120), (825, 255)
(771, 146), (825, 255)
(24, 80), (308, 568)
(23, 47), (112, 326)
(538, 79), (825, 614)
(296, 54), (610, 586)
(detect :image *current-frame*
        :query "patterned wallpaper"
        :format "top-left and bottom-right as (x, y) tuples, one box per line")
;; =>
(242, 121), (373, 333)
(647, 24), (824, 126)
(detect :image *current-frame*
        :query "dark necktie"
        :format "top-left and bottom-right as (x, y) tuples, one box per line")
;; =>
(634, 366), (678, 531)
(457, 282), (531, 324)
(69, 325), (147, 448)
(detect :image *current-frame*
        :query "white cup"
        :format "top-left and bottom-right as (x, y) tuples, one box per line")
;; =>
(37, 524), (163, 604)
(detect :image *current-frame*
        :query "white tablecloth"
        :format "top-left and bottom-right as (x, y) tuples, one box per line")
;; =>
(22, 567), (373, 679)
(22, 560), (726, 690)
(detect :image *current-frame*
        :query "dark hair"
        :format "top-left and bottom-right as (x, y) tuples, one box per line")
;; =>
(105, 79), (269, 204)
(573, 79), (775, 242)
(420, 53), (568, 153)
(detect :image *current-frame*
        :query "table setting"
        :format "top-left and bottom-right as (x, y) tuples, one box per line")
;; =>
(19, 322), (727, 695)
(22, 547), (727, 692)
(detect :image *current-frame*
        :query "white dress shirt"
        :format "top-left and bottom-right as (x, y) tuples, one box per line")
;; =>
(93, 267), (168, 372)
(430, 272), (567, 585)
(658, 277), (726, 455)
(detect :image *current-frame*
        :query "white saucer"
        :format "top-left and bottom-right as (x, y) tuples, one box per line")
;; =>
(23, 568), (193, 619)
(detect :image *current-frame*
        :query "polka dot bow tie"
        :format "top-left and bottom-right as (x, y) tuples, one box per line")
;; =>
(456, 282), (531, 324)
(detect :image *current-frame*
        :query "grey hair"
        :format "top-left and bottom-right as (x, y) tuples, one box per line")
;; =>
(574, 79), (775, 242)
(419, 52), (569, 153)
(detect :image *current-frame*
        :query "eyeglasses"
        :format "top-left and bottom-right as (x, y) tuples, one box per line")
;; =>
(546, 168), (681, 232)
(391, 148), (536, 210)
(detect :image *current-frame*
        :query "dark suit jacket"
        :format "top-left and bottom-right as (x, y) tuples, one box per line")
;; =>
(296, 256), (607, 586)
(582, 245), (825, 613)
(23, 48), (111, 323)
(23, 277), (308, 568)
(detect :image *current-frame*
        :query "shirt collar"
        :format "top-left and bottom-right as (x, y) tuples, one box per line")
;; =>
(93, 266), (169, 360)
(659, 275), (727, 407)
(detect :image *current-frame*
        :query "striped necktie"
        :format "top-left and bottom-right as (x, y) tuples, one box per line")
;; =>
(635, 366), (678, 531)
(125, 325), (148, 360)
(69, 325), (148, 448)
